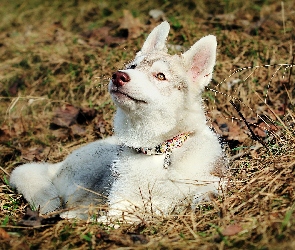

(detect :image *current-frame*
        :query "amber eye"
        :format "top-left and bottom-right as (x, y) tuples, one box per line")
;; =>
(156, 73), (166, 80)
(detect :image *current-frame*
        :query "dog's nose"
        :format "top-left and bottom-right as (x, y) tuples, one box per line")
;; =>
(112, 71), (130, 87)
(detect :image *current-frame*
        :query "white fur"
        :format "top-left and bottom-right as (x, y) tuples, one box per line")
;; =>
(10, 21), (224, 221)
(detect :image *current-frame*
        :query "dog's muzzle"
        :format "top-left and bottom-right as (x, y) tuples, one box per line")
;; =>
(112, 71), (130, 87)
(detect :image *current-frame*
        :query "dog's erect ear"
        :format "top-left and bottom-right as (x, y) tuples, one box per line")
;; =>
(182, 35), (217, 89)
(139, 21), (170, 54)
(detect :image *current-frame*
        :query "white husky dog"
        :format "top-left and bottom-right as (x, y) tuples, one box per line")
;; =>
(10, 21), (224, 221)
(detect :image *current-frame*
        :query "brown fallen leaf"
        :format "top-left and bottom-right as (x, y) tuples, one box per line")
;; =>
(0, 121), (26, 143)
(221, 224), (243, 236)
(0, 228), (10, 240)
(212, 111), (248, 143)
(51, 127), (70, 140)
(8, 76), (25, 96)
(129, 234), (149, 244)
(70, 124), (86, 137)
(77, 107), (97, 124)
(119, 10), (144, 39)
(0, 145), (18, 163)
(18, 207), (61, 227)
(83, 26), (124, 47)
(21, 146), (49, 161)
(0, 125), (12, 143)
(51, 105), (98, 139)
(94, 119), (107, 134)
(18, 208), (43, 227)
(104, 233), (148, 246)
(254, 122), (278, 138)
(95, 231), (108, 239)
(51, 105), (97, 128)
(51, 104), (80, 128)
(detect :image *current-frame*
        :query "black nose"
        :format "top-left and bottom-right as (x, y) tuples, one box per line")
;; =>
(112, 71), (130, 87)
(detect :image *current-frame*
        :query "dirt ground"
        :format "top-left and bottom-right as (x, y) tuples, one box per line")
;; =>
(0, 0), (295, 249)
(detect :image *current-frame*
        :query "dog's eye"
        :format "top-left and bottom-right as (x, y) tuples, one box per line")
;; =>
(155, 73), (166, 81)
(127, 64), (136, 69)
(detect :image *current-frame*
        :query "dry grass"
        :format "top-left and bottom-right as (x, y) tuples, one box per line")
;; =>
(0, 0), (295, 249)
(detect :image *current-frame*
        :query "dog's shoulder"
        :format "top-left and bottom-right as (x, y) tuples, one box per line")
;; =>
(61, 136), (120, 173)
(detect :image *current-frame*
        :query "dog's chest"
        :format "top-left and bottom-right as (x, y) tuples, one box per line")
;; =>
(113, 148), (169, 180)
(109, 146), (200, 212)
(111, 147), (196, 194)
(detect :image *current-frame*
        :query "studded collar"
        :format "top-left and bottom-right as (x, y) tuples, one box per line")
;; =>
(134, 132), (191, 155)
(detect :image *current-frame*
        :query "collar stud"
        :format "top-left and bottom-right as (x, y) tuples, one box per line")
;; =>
(135, 132), (190, 155)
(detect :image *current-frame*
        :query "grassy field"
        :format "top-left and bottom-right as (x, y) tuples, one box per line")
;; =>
(1, 0), (295, 249)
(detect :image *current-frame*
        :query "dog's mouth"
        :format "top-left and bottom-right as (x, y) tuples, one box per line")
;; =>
(110, 89), (147, 104)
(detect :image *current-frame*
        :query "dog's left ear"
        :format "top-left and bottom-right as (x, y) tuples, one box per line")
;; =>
(182, 35), (217, 89)
(139, 21), (170, 54)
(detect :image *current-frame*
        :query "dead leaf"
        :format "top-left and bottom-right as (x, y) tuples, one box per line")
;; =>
(129, 234), (149, 244)
(51, 127), (70, 140)
(51, 104), (80, 127)
(70, 124), (86, 136)
(81, 12), (143, 46)
(119, 10), (144, 39)
(50, 105), (98, 139)
(84, 26), (124, 47)
(254, 122), (278, 138)
(7, 76), (25, 96)
(21, 146), (49, 161)
(0, 125), (12, 143)
(18, 208), (43, 227)
(0, 228), (10, 240)
(13, 120), (26, 136)
(18, 207), (61, 227)
(212, 112), (248, 143)
(222, 224), (243, 236)
(95, 231), (109, 240)
(94, 119), (107, 134)
(96, 231), (149, 246)
(0, 121), (26, 142)
(51, 105), (97, 128)
(0, 145), (19, 162)
(77, 107), (97, 124)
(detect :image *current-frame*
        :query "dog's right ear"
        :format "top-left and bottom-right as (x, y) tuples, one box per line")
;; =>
(139, 21), (170, 54)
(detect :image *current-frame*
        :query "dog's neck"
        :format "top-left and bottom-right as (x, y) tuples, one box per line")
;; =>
(114, 106), (206, 148)
(129, 132), (191, 169)
(134, 132), (191, 155)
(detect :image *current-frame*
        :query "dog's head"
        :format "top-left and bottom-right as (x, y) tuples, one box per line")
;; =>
(109, 21), (217, 148)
